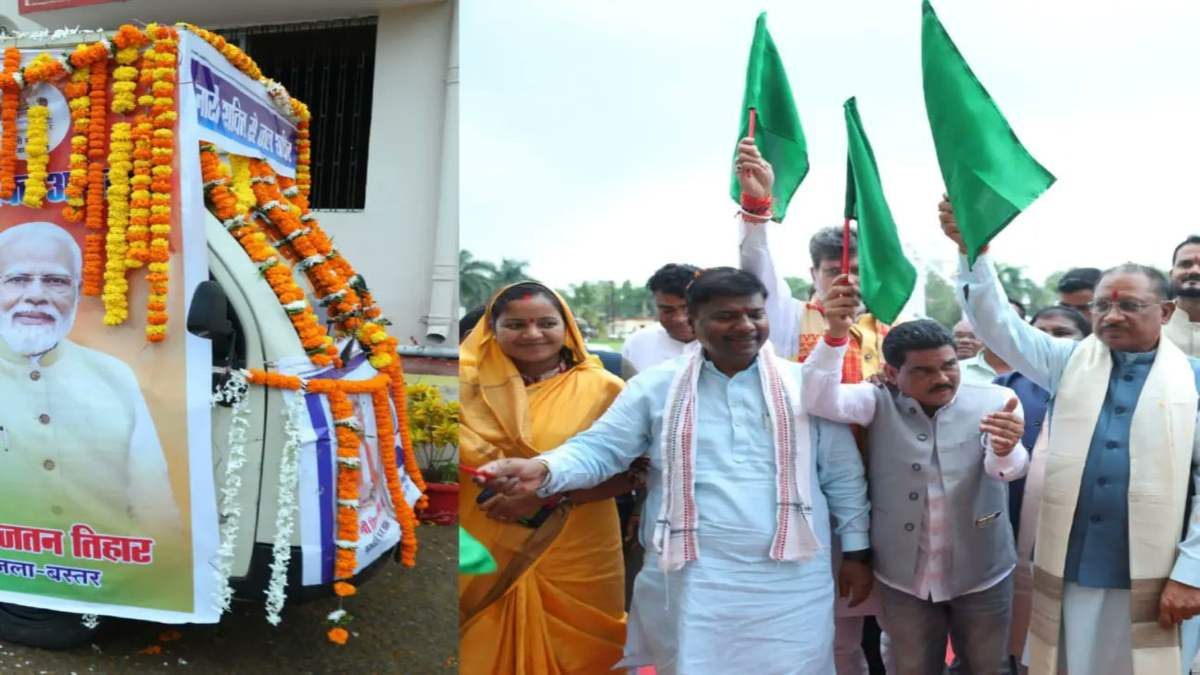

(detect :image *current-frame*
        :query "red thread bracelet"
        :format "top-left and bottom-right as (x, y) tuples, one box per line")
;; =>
(741, 193), (772, 215)
(824, 334), (850, 347)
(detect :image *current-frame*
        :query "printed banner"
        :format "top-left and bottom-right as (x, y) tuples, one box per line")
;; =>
(180, 37), (297, 177)
(0, 47), (218, 623)
(18, 0), (120, 14)
(283, 355), (420, 586)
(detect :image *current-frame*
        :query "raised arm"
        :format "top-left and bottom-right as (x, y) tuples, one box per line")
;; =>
(735, 137), (803, 358)
(800, 337), (878, 426)
(939, 197), (1075, 393)
(800, 274), (878, 425)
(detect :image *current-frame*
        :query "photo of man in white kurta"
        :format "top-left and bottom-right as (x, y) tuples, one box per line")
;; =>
(0, 222), (181, 543)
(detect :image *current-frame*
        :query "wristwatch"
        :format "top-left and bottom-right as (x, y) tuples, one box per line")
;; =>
(842, 548), (873, 563)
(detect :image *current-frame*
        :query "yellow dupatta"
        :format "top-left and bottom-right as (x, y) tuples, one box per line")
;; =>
(458, 283), (627, 675)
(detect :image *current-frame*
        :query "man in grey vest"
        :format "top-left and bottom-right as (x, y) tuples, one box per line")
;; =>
(800, 278), (1028, 675)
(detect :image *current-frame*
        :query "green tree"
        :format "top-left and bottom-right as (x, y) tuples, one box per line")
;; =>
(560, 282), (604, 336)
(995, 262), (1052, 315)
(459, 249), (497, 310)
(784, 276), (812, 301)
(617, 280), (652, 317)
(925, 270), (960, 328)
(494, 258), (533, 287)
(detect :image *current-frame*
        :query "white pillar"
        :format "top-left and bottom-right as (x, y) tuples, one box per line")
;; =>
(423, 0), (459, 343)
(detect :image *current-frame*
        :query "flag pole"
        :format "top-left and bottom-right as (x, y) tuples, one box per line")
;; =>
(841, 217), (852, 275)
(747, 107), (757, 141)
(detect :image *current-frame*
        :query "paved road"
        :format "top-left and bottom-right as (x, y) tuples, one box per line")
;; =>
(0, 524), (457, 673)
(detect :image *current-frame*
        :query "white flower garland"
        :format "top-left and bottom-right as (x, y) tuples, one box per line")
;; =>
(264, 387), (307, 625)
(211, 371), (250, 615)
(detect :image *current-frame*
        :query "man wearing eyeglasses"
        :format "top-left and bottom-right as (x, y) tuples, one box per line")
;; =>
(0, 222), (180, 551)
(938, 199), (1200, 675)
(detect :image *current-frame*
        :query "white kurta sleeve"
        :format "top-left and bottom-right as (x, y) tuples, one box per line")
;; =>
(739, 214), (804, 359)
(539, 377), (654, 496)
(813, 418), (870, 552)
(955, 253), (1076, 394)
(125, 389), (182, 535)
(799, 338), (878, 426)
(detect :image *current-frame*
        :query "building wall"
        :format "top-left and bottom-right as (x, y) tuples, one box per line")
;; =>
(0, 0), (458, 346)
(319, 2), (457, 346)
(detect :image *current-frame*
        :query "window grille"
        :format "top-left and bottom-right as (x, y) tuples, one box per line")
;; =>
(218, 17), (377, 211)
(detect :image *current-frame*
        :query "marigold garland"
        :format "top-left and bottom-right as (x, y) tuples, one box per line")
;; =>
(144, 24), (179, 342)
(0, 48), (20, 201)
(199, 144), (338, 366)
(102, 122), (134, 324)
(22, 52), (67, 86)
(82, 56), (109, 297)
(242, 368), (421, 569)
(20, 104), (49, 208)
(111, 23), (150, 117)
(250, 160), (427, 509)
(372, 386), (418, 566)
(325, 387), (362, 580)
(62, 66), (91, 222)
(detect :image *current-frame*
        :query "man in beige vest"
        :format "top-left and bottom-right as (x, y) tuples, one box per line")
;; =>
(0, 222), (180, 546)
(940, 201), (1200, 675)
(1167, 236), (1200, 357)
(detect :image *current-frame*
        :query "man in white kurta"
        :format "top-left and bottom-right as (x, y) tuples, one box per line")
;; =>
(952, 244), (1200, 673)
(476, 268), (871, 674)
(1167, 236), (1200, 358)
(621, 263), (698, 379)
(0, 222), (180, 543)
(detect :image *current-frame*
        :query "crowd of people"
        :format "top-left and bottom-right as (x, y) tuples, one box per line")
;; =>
(458, 139), (1200, 675)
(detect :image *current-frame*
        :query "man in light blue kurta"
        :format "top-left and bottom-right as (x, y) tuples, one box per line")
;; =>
(537, 351), (869, 673)
(474, 268), (870, 674)
(955, 250), (1200, 674)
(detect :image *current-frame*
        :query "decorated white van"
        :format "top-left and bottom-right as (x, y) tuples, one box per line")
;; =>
(0, 23), (425, 648)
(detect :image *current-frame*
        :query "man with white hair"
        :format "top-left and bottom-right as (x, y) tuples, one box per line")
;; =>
(0, 222), (180, 546)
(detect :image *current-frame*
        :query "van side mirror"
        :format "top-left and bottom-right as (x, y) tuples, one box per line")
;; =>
(187, 280), (235, 345)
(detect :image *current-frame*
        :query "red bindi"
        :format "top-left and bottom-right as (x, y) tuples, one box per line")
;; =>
(521, 292), (533, 301)
(1110, 290), (1120, 300)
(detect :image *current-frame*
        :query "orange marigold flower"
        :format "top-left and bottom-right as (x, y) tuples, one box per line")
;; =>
(326, 627), (349, 646)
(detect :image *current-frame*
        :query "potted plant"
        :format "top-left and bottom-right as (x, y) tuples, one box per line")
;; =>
(407, 383), (460, 524)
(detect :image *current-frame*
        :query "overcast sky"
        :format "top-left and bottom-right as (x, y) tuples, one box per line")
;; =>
(462, 1), (1200, 295)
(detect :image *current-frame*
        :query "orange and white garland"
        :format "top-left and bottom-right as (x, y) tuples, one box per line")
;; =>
(241, 368), (415, 642)
(198, 143), (337, 367)
(249, 160), (427, 513)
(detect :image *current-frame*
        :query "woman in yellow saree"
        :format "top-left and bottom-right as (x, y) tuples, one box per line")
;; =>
(459, 282), (636, 674)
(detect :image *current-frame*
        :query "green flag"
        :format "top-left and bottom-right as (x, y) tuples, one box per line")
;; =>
(731, 12), (807, 222)
(921, 0), (1055, 266)
(844, 97), (916, 325)
(459, 527), (497, 576)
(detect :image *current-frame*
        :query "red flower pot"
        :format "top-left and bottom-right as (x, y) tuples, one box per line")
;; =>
(418, 482), (459, 525)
